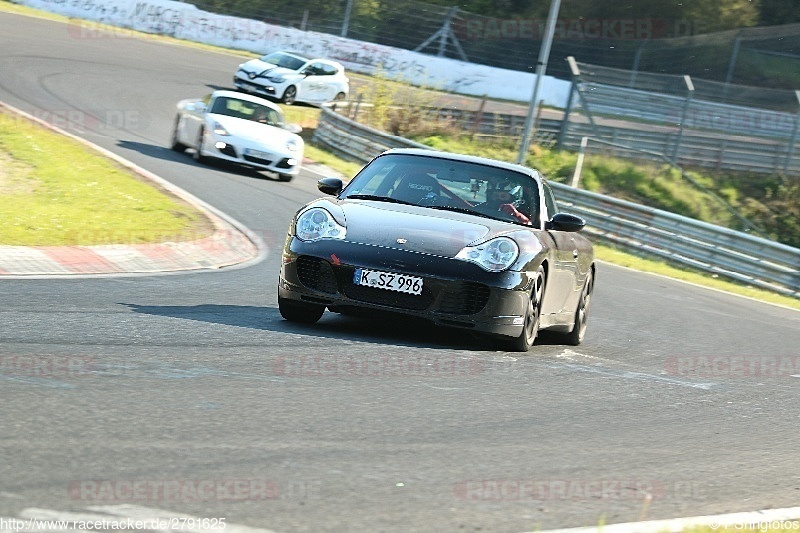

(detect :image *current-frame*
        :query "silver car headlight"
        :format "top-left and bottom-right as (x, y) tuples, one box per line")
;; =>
(266, 75), (286, 83)
(286, 138), (301, 152)
(455, 236), (519, 272)
(212, 121), (230, 136)
(295, 208), (346, 242)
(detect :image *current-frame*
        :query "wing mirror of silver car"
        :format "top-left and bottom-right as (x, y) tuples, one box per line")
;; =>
(318, 177), (344, 196)
(546, 213), (586, 232)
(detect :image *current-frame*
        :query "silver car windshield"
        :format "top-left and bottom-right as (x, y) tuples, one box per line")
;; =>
(343, 154), (541, 227)
(209, 97), (283, 126)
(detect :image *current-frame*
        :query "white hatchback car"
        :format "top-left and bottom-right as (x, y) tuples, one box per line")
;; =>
(170, 90), (304, 181)
(233, 51), (349, 106)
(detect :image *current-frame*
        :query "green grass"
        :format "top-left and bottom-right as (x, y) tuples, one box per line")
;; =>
(0, 109), (212, 246)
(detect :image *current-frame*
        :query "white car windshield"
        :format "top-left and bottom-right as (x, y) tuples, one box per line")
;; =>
(259, 52), (307, 71)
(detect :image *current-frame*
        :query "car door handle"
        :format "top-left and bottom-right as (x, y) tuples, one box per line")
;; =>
(572, 249), (579, 259)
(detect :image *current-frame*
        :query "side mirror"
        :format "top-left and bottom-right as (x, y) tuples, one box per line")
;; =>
(546, 212), (585, 232)
(284, 123), (303, 134)
(318, 177), (344, 196)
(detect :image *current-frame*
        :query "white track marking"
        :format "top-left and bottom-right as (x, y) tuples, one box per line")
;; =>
(532, 506), (800, 533)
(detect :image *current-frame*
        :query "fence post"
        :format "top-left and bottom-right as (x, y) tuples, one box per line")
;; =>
(671, 75), (694, 164)
(340, 0), (353, 37)
(629, 40), (648, 88)
(571, 136), (588, 188)
(557, 59), (581, 150)
(471, 95), (487, 139)
(724, 32), (743, 89)
(783, 90), (800, 174)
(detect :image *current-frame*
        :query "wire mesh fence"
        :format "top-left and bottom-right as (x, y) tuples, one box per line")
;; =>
(575, 61), (800, 112)
(188, 0), (800, 88)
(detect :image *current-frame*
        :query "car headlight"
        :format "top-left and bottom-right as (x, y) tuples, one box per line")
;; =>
(455, 236), (519, 272)
(286, 138), (301, 152)
(295, 208), (346, 242)
(212, 121), (229, 136)
(266, 75), (285, 83)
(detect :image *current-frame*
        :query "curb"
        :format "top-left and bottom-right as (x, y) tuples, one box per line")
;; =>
(0, 101), (265, 278)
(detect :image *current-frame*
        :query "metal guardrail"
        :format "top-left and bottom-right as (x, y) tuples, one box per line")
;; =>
(558, 121), (800, 175)
(313, 107), (800, 297)
(334, 102), (800, 175)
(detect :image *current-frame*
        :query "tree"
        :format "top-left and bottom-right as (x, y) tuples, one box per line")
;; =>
(759, 0), (800, 25)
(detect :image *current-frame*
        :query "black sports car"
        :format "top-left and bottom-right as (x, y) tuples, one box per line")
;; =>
(278, 149), (595, 351)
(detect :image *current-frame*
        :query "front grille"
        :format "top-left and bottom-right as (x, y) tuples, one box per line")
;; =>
(244, 155), (273, 166)
(217, 144), (237, 158)
(275, 158), (295, 169)
(343, 284), (433, 311)
(296, 256), (338, 294)
(438, 282), (491, 315)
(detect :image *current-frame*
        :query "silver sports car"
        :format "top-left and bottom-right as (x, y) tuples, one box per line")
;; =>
(170, 90), (304, 181)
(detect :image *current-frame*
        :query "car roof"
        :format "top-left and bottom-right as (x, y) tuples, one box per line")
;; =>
(379, 148), (543, 181)
(209, 90), (283, 113)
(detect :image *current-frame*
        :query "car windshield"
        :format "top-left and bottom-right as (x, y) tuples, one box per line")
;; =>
(342, 153), (541, 226)
(208, 97), (283, 126)
(259, 52), (307, 71)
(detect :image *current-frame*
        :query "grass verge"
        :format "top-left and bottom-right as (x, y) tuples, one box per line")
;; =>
(0, 108), (212, 246)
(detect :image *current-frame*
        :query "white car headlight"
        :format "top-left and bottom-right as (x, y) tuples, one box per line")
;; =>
(455, 236), (519, 272)
(266, 75), (286, 83)
(212, 121), (229, 136)
(295, 208), (346, 242)
(286, 138), (301, 152)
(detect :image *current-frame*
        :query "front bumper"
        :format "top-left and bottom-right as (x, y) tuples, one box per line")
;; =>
(233, 74), (282, 99)
(279, 237), (534, 338)
(202, 133), (301, 175)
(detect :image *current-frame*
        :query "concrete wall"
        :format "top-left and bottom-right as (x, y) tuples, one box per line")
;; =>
(16, 0), (571, 107)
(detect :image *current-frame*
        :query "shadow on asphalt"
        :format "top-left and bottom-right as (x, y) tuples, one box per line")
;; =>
(120, 303), (568, 352)
(115, 139), (282, 181)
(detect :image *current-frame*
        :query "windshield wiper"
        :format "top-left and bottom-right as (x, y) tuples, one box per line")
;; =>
(345, 194), (415, 206)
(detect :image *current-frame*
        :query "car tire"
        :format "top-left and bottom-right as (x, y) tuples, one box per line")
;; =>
(277, 173), (294, 182)
(281, 85), (297, 105)
(562, 269), (593, 346)
(170, 117), (187, 153)
(500, 265), (545, 352)
(193, 127), (209, 164)
(279, 296), (325, 324)
(334, 92), (346, 102)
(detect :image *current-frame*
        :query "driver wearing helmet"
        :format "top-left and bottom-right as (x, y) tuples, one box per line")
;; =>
(486, 186), (532, 225)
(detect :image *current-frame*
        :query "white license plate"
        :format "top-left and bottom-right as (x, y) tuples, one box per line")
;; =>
(244, 148), (272, 159)
(353, 268), (423, 295)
